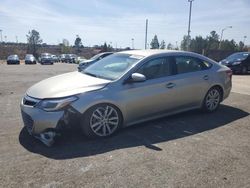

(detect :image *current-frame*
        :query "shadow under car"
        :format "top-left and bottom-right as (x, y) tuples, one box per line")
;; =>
(19, 104), (249, 160)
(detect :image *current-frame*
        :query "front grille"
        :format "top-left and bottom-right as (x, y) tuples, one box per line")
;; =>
(21, 111), (34, 133)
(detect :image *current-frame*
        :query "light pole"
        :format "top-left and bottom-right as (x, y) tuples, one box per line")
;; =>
(187, 0), (194, 51)
(131, 38), (134, 49)
(145, 19), (148, 49)
(219, 26), (232, 49)
(0, 30), (2, 43)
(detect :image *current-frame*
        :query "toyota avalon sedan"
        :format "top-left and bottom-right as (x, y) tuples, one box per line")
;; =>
(20, 50), (232, 146)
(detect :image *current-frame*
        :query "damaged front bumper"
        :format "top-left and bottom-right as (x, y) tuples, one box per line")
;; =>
(20, 98), (80, 146)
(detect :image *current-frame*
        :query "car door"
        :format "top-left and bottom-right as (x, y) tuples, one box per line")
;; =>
(170, 55), (212, 109)
(120, 56), (180, 124)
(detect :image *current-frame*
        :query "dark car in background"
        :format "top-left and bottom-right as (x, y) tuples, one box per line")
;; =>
(65, 54), (77, 63)
(51, 55), (59, 63)
(220, 52), (250, 74)
(40, 53), (53, 65)
(25, 54), (36, 64)
(78, 52), (113, 71)
(7, 55), (20, 64)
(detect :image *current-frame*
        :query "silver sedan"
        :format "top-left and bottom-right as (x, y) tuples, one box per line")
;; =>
(20, 50), (232, 146)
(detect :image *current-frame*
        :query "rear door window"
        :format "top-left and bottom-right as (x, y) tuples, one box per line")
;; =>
(175, 56), (211, 74)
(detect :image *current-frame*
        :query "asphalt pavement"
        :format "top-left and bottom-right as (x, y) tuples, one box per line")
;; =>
(0, 63), (250, 188)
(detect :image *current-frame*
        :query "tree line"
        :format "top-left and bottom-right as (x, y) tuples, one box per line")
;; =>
(150, 31), (247, 52)
(26, 29), (113, 57)
(26, 29), (248, 59)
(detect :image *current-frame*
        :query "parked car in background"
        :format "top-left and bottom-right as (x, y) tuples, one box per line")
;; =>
(59, 54), (66, 62)
(219, 52), (250, 74)
(51, 55), (59, 63)
(78, 52), (113, 71)
(20, 50), (232, 146)
(76, 56), (86, 64)
(40, 53), (53, 65)
(65, 54), (77, 63)
(25, 54), (36, 64)
(7, 55), (20, 64)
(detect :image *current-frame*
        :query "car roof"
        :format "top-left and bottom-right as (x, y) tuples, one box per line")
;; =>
(118, 49), (180, 57)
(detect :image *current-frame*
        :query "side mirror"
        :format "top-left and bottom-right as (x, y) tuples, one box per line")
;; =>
(130, 73), (146, 82)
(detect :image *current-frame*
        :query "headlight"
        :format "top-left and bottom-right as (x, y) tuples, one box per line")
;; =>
(232, 61), (241, 65)
(37, 96), (78, 111)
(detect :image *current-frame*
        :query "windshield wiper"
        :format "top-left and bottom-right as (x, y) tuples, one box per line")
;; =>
(84, 72), (98, 78)
(83, 71), (113, 81)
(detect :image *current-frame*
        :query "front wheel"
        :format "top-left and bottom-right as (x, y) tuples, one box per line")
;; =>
(202, 87), (222, 112)
(81, 104), (122, 138)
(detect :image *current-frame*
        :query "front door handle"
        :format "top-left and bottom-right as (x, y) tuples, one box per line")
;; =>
(166, 83), (175, 89)
(203, 75), (209, 80)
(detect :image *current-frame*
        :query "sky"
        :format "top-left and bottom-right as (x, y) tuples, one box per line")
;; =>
(0, 0), (250, 49)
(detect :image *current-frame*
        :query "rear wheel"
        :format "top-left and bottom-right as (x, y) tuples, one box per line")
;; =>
(81, 104), (122, 138)
(202, 87), (222, 112)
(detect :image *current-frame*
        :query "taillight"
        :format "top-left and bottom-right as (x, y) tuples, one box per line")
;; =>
(226, 69), (232, 79)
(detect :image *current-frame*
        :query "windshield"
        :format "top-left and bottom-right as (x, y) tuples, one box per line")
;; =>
(25, 54), (34, 58)
(90, 53), (103, 60)
(227, 52), (249, 61)
(8, 55), (19, 60)
(41, 55), (51, 58)
(82, 53), (144, 80)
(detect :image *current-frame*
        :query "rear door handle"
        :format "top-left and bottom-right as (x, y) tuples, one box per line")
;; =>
(203, 75), (209, 80)
(166, 83), (175, 89)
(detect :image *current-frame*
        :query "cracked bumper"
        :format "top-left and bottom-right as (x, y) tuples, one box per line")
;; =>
(20, 103), (64, 135)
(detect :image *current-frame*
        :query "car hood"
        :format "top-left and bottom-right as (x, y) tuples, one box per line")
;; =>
(26, 71), (111, 99)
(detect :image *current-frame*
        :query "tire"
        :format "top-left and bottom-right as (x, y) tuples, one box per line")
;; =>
(81, 103), (122, 138)
(241, 66), (247, 74)
(202, 87), (222, 112)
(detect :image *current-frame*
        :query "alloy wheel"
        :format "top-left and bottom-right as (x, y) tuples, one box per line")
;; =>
(205, 89), (220, 111)
(90, 105), (119, 136)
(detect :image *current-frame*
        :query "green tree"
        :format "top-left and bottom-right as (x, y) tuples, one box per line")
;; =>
(190, 36), (207, 54)
(220, 39), (237, 51)
(180, 35), (189, 51)
(167, 43), (173, 50)
(206, 30), (219, 50)
(238, 41), (245, 51)
(102, 42), (108, 52)
(150, 35), (159, 49)
(26, 29), (42, 57)
(74, 35), (82, 53)
(160, 40), (166, 49)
